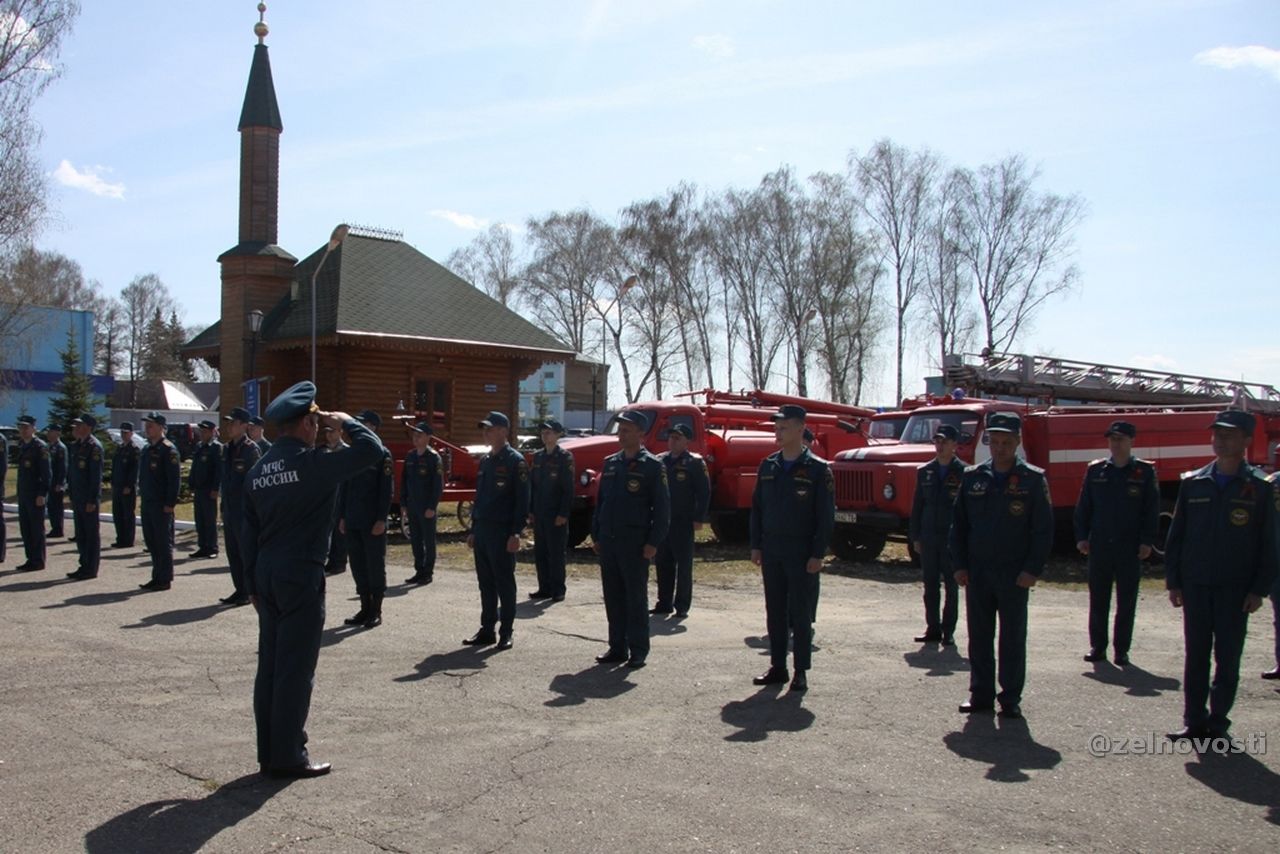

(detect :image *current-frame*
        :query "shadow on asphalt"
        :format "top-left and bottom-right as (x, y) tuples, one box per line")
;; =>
(0, 576), (67, 593)
(184, 565), (230, 576)
(516, 598), (554, 621)
(1186, 748), (1280, 826)
(83, 773), (292, 854)
(720, 688), (815, 742)
(650, 615), (688, 637)
(120, 602), (230, 628)
(545, 665), (637, 707)
(40, 588), (148, 608)
(943, 714), (1062, 782)
(903, 645), (970, 676)
(395, 646), (501, 682)
(1081, 661), (1180, 697)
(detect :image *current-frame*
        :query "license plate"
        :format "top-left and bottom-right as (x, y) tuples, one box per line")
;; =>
(835, 511), (857, 524)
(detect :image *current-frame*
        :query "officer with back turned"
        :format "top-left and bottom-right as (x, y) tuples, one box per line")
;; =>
(592, 410), (670, 669)
(653, 423), (710, 618)
(45, 424), (67, 538)
(111, 422), (140, 548)
(339, 410), (393, 628)
(1074, 420), (1160, 666)
(909, 424), (965, 647)
(219, 407), (261, 606)
(1164, 409), (1277, 741)
(950, 411), (1053, 719)
(14, 416), (50, 572)
(528, 418), (574, 602)
(243, 381), (384, 778)
(66, 414), (103, 580)
(463, 411), (530, 650)
(138, 412), (181, 592)
(319, 425), (349, 576)
(189, 419), (222, 559)
(401, 420), (443, 586)
(750, 405), (833, 692)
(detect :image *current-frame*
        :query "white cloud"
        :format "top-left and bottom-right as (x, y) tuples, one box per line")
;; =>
(52, 160), (125, 199)
(1194, 45), (1280, 81)
(429, 209), (489, 230)
(692, 34), (735, 60)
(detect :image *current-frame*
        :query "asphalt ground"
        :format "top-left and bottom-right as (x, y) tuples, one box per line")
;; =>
(0, 520), (1278, 853)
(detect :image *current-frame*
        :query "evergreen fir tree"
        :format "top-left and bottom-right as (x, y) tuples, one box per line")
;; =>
(47, 326), (100, 429)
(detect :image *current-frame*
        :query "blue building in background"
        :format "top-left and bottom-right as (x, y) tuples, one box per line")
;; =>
(0, 304), (113, 427)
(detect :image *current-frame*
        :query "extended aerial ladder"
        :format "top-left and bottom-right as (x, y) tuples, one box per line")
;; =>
(943, 352), (1280, 413)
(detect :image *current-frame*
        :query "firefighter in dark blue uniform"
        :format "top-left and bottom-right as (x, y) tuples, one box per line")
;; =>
(138, 412), (181, 591)
(219, 407), (261, 605)
(401, 420), (443, 585)
(750, 405), (833, 692)
(592, 410), (669, 668)
(909, 424), (966, 646)
(339, 410), (394, 628)
(249, 416), (272, 455)
(110, 422), (140, 548)
(1165, 409), (1277, 740)
(653, 423), (710, 618)
(1074, 420), (1160, 666)
(14, 416), (50, 571)
(45, 424), (67, 537)
(243, 381), (384, 778)
(529, 418), (574, 602)
(188, 419), (222, 558)
(319, 425), (349, 575)
(463, 411), (530, 650)
(66, 414), (103, 580)
(950, 412), (1053, 718)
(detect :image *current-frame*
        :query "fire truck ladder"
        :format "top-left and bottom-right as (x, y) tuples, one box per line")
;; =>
(943, 352), (1280, 413)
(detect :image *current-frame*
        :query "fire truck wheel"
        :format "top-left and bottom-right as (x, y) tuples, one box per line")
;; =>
(456, 501), (473, 532)
(830, 527), (887, 563)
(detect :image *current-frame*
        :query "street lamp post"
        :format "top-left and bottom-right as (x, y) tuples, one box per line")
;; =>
(311, 223), (350, 382)
(246, 309), (264, 406)
(593, 275), (638, 431)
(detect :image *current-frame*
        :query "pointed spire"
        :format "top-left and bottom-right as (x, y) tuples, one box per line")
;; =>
(238, 3), (282, 131)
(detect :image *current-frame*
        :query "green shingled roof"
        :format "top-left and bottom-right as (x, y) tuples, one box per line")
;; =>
(263, 234), (572, 354)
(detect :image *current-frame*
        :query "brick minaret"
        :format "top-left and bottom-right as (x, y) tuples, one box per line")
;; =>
(218, 3), (296, 413)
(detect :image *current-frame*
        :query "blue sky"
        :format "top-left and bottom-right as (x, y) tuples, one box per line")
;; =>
(29, 0), (1280, 404)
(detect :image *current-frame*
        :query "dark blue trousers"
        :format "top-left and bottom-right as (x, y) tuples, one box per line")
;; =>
(141, 503), (174, 583)
(346, 527), (386, 596)
(47, 488), (65, 536)
(762, 551), (818, 671)
(656, 516), (695, 614)
(1181, 583), (1251, 731)
(194, 491), (218, 554)
(254, 564), (325, 769)
(920, 544), (958, 637)
(473, 521), (517, 635)
(1088, 549), (1141, 655)
(223, 504), (247, 596)
(533, 514), (567, 597)
(599, 536), (651, 659)
(74, 504), (100, 577)
(112, 489), (136, 546)
(965, 575), (1029, 708)
(406, 508), (438, 578)
(18, 498), (46, 566)
(1271, 591), (1280, 668)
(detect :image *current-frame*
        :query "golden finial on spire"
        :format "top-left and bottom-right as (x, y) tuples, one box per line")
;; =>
(254, 3), (269, 44)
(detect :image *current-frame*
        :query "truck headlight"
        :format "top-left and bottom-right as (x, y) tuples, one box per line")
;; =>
(882, 483), (895, 501)
(580, 472), (592, 486)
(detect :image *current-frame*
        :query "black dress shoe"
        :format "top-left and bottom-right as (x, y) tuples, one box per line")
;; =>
(941, 635), (956, 647)
(625, 657), (646, 669)
(362, 615), (382, 628)
(998, 705), (1022, 719)
(1167, 725), (1212, 742)
(65, 571), (93, 580)
(649, 605), (673, 615)
(462, 630), (497, 646)
(914, 631), (942, 643)
(789, 671), (808, 692)
(496, 635), (514, 650)
(1114, 653), (1131, 667)
(1083, 649), (1105, 662)
(189, 550), (211, 559)
(528, 590), (551, 600)
(109, 542), (126, 549)
(13, 562), (31, 571)
(139, 580), (171, 591)
(1262, 667), (1280, 680)
(220, 593), (250, 606)
(404, 574), (431, 585)
(551, 594), (565, 602)
(673, 610), (688, 619)
(267, 761), (332, 779)
(595, 650), (627, 664)
(16, 563), (44, 572)
(959, 700), (995, 714)
(753, 666), (789, 686)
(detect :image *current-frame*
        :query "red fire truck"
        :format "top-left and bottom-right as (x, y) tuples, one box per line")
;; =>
(829, 352), (1280, 561)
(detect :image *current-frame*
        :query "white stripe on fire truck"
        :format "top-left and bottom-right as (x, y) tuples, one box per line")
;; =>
(1047, 445), (1212, 464)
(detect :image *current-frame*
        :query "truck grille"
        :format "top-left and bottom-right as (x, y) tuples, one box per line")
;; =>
(835, 469), (873, 506)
